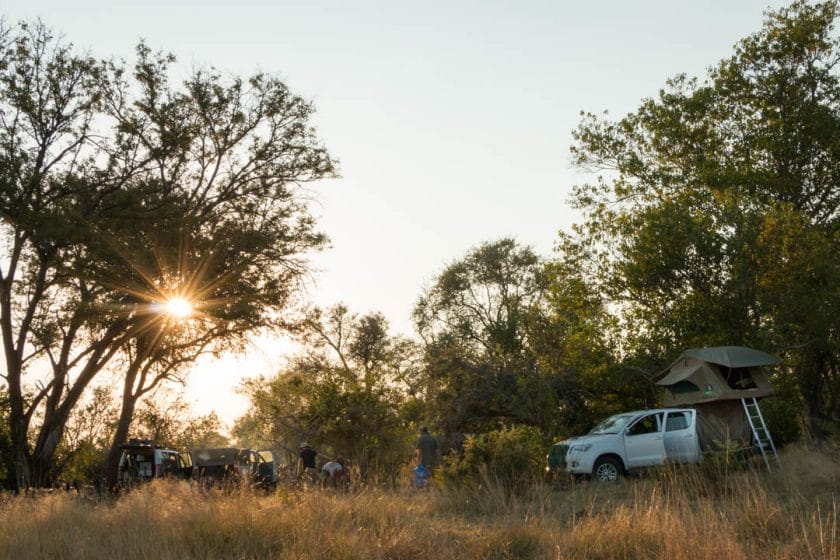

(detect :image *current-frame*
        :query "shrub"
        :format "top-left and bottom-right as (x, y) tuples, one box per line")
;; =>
(758, 373), (804, 446)
(444, 425), (545, 485)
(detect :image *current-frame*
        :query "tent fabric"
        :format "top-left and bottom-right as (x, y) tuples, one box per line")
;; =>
(657, 347), (775, 406)
(656, 362), (703, 386)
(680, 346), (779, 368)
(693, 401), (752, 450)
(656, 346), (777, 449)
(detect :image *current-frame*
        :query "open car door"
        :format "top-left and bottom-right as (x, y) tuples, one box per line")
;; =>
(179, 452), (193, 479)
(257, 450), (277, 486)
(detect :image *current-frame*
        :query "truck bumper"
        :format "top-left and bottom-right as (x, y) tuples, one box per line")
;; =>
(565, 454), (595, 475)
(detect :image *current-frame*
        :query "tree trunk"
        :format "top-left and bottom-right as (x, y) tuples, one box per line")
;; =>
(3, 331), (28, 492)
(31, 418), (67, 488)
(104, 395), (136, 493)
(9, 420), (32, 492)
(797, 347), (830, 441)
(105, 360), (144, 493)
(7, 385), (32, 492)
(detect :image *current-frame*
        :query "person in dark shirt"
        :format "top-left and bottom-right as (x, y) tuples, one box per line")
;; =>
(298, 442), (317, 483)
(415, 426), (439, 470)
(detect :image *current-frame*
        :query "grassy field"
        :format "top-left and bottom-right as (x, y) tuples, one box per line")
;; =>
(1, 444), (838, 560)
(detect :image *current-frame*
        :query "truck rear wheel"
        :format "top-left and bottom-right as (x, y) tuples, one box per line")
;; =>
(593, 456), (623, 482)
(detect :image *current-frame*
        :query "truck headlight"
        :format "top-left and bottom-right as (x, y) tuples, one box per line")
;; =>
(570, 444), (592, 453)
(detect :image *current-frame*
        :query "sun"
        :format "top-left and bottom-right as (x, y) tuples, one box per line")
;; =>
(164, 297), (193, 319)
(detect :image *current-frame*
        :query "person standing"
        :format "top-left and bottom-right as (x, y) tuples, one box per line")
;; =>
(415, 426), (439, 472)
(298, 442), (317, 485)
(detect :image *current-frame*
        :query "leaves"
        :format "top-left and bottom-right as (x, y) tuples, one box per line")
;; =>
(234, 304), (419, 478)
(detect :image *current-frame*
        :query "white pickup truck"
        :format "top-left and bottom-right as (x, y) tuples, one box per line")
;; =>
(562, 408), (701, 481)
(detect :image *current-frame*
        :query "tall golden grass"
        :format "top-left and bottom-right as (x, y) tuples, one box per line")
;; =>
(1, 443), (837, 559)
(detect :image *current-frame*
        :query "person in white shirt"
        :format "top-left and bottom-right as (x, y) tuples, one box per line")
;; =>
(320, 453), (348, 488)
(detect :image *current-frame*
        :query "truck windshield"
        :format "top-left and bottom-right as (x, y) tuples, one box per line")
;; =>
(588, 414), (637, 435)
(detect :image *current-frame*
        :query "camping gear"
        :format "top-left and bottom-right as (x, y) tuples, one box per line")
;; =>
(656, 346), (781, 470)
(413, 464), (428, 488)
(657, 346), (776, 406)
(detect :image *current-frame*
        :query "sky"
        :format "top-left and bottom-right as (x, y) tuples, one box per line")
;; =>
(4, 0), (793, 426)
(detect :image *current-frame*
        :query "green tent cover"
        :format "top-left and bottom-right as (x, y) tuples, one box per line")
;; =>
(679, 346), (778, 369)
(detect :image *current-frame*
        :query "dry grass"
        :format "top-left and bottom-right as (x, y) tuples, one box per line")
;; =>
(1, 444), (838, 559)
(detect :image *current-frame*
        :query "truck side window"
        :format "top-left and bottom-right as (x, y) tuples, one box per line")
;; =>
(627, 413), (662, 436)
(665, 412), (690, 432)
(161, 452), (179, 475)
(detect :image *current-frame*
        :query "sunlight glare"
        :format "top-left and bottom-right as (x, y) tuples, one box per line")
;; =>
(164, 297), (193, 319)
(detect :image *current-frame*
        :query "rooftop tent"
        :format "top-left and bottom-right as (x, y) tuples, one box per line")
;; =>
(656, 346), (779, 450)
(656, 346), (778, 407)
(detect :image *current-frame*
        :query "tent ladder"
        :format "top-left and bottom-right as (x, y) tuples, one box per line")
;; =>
(741, 397), (781, 472)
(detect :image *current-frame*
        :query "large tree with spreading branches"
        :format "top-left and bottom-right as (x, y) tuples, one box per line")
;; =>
(0, 21), (335, 489)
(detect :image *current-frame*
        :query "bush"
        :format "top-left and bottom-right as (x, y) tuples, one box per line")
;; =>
(758, 373), (804, 446)
(443, 425), (545, 486)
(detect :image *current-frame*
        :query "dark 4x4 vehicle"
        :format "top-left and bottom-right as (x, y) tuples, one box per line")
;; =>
(191, 447), (277, 489)
(118, 439), (193, 486)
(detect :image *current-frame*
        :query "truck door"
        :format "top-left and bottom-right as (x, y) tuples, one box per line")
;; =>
(257, 450), (277, 486)
(178, 452), (194, 478)
(663, 410), (700, 463)
(624, 412), (665, 468)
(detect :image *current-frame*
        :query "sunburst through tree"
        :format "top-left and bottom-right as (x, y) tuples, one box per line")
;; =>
(0, 19), (336, 491)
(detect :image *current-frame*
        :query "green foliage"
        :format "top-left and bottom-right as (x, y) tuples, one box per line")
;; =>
(414, 238), (622, 438)
(443, 425), (545, 486)
(131, 393), (229, 451)
(54, 387), (118, 485)
(414, 238), (544, 363)
(759, 371), (805, 445)
(234, 305), (417, 479)
(414, 239), (552, 434)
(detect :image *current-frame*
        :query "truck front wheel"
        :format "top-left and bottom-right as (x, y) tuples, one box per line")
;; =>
(593, 456), (623, 482)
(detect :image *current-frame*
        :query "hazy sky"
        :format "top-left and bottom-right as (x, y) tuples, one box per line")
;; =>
(4, 0), (792, 424)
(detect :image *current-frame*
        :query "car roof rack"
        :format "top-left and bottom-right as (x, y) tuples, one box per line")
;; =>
(122, 438), (156, 448)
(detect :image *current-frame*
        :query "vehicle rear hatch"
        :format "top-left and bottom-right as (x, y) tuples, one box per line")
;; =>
(191, 448), (241, 480)
(257, 450), (277, 484)
(121, 447), (156, 479)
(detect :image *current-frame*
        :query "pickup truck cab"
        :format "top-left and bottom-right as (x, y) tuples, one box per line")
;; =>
(564, 408), (700, 481)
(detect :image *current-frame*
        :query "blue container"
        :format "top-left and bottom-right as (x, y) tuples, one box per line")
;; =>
(413, 465), (428, 488)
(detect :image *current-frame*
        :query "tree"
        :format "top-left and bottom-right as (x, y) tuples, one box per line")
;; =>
(0, 22), (334, 489)
(413, 238), (627, 437)
(234, 304), (418, 480)
(530, 258), (643, 434)
(414, 238), (545, 367)
(413, 239), (557, 434)
(567, 1), (840, 436)
(130, 392), (228, 451)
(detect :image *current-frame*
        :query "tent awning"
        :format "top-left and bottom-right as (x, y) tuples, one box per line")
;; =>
(656, 362), (703, 386)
